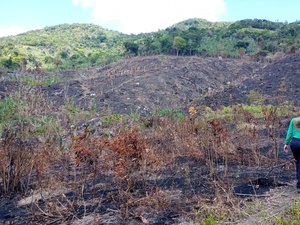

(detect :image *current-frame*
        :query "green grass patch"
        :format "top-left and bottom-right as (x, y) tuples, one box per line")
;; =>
(102, 114), (123, 126)
(11, 75), (65, 86)
(202, 215), (220, 225)
(153, 108), (185, 120)
(274, 198), (300, 224)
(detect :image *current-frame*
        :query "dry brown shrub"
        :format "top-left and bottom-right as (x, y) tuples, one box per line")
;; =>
(72, 139), (99, 167)
(105, 128), (148, 182)
(71, 127), (155, 185)
(0, 127), (38, 193)
(262, 107), (282, 159)
(0, 86), (64, 195)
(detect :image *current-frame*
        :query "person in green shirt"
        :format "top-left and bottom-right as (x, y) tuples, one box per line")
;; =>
(284, 117), (300, 190)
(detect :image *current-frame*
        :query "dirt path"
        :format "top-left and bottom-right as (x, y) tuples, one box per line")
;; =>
(235, 180), (298, 225)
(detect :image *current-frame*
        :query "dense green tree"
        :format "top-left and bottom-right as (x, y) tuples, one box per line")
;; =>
(159, 33), (172, 53)
(124, 41), (139, 55)
(59, 50), (69, 59)
(173, 36), (186, 56)
(2, 57), (14, 69)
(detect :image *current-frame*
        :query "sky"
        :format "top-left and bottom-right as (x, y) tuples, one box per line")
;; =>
(0, 0), (299, 37)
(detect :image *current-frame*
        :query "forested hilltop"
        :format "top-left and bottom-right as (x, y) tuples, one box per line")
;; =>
(0, 18), (299, 72)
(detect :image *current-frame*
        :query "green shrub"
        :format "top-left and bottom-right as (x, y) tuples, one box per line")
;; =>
(241, 104), (263, 117)
(202, 215), (219, 225)
(102, 114), (123, 126)
(247, 90), (263, 105)
(222, 106), (233, 114)
(0, 96), (17, 121)
(273, 199), (300, 224)
(153, 108), (185, 120)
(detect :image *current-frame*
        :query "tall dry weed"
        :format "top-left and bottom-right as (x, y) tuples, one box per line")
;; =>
(0, 85), (61, 194)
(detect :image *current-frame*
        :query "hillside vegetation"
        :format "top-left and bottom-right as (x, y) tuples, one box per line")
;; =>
(0, 18), (299, 72)
(0, 24), (127, 71)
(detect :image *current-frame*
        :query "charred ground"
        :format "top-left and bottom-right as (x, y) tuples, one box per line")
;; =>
(1, 55), (262, 113)
(1, 54), (300, 113)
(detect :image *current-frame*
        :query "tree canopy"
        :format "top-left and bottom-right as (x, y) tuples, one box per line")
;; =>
(0, 19), (299, 72)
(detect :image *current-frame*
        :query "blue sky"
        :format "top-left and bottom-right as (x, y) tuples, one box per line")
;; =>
(0, 0), (299, 37)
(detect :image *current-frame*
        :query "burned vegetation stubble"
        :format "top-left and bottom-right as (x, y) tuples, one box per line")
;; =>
(0, 54), (299, 224)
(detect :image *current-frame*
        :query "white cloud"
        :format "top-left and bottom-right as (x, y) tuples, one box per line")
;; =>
(0, 26), (27, 38)
(72, 0), (226, 34)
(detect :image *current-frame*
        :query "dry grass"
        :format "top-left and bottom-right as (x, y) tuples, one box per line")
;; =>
(0, 85), (291, 224)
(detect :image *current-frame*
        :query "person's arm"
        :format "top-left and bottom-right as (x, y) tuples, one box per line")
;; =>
(285, 119), (294, 144)
(284, 119), (294, 153)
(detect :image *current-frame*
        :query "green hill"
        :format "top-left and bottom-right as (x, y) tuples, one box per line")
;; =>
(0, 18), (299, 72)
(0, 23), (127, 71)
